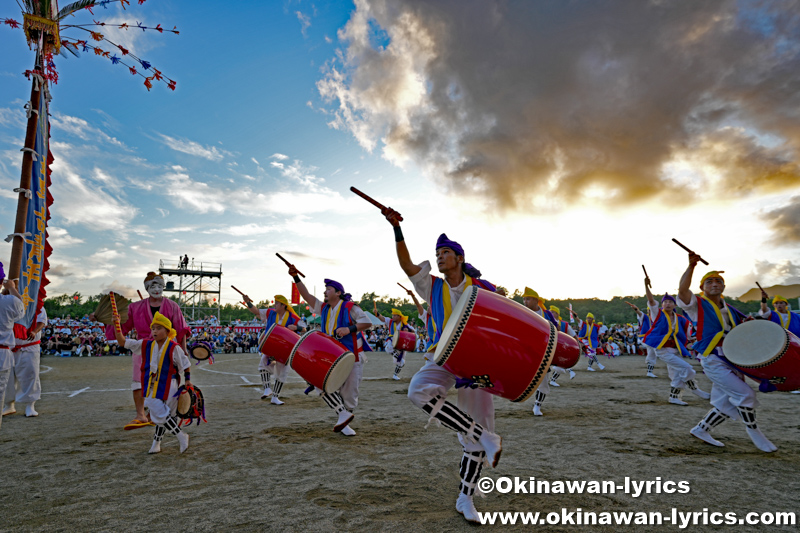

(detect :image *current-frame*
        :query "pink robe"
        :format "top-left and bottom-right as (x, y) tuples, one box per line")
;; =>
(106, 298), (190, 384)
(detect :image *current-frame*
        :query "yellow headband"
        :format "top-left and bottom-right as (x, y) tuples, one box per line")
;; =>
(586, 312), (594, 319)
(699, 271), (725, 288)
(151, 311), (176, 340)
(549, 305), (560, 316)
(391, 308), (408, 325)
(275, 295), (299, 317)
(773, 295), (788, 305)
(522, 287), (539, 299)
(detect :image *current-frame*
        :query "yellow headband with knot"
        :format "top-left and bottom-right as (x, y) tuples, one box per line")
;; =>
(586, 312), (594, 319)
(700, 270), (725, 288)
(522, 287), (539, 299)
(773, 295), (788, 305)
(275, 295), (299, 317)
(151, 311), (176, 340)
(391, 308), (408, 325)
(549, 305), (560, 316)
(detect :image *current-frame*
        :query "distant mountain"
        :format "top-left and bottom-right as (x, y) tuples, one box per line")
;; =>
(739, 284), (800, 302)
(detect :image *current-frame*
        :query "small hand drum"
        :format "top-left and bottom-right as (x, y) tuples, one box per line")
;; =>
(188, 341), (214, 362)
(176, 384), (206, 425)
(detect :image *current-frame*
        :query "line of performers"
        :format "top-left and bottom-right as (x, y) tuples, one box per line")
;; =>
(4, 213), (798, 526)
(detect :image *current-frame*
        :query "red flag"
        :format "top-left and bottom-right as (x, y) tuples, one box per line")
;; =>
(291, 282), (300, 304)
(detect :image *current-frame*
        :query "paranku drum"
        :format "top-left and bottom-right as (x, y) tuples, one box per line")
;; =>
(258, 324), (300, 365)
(392, 328), (416, 352)
(722, 319), (800, 392)
(188, 341), (214, 362)
(287, 331), (355, 394)
(434, 285), (562, 402)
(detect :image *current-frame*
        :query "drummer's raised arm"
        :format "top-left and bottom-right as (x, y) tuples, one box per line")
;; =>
(678, 252), (701, 305)
(644, 276), (656, 307)
(385, 209), (421, 277)
(288, 266), (320, 310)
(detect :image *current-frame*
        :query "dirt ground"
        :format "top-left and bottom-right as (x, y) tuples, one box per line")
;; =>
(1, 351), (798, 532)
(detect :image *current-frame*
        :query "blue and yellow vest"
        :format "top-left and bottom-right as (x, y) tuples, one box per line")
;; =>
(693, 294), (746, 356)
(264, 308), (300, 330)
(766, 310), (800, 337)
(578, 322), (600, 349)
(427, 274), (495, 352)
(320, 301), (373, 358)
(637, 312), (651, 341)
(558, 320), (570, 333)
(141, 340), (179, 401)
(642, 310), (691, 357)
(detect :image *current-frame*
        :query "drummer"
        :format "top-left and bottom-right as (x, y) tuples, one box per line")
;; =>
(624, 301), (658, 377)
(289, 274), (372, 437)
(677, 257), (777, 452)
(384, 211), (503, 523)
(758, 293), (800, 336)
(521, 288), (572, 416)
(547, 305), (579, 383)
(576, 312), (605, 371)
(641, 275), (710, 406)
(374, 305), (414, 380)
(243, 294), (303, 405)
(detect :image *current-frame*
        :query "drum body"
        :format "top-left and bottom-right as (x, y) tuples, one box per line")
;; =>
(288, 331), (355, 394)
(189, 341), (214, 361)
(392, 328), (416, 352)
(433, 286), (557, 402)
(722, 320), (800, 392)
(551, 332), (581, 369)
(259, 324), (300, 365)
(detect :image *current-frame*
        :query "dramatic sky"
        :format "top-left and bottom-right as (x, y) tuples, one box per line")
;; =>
(1, 0), (799, 308)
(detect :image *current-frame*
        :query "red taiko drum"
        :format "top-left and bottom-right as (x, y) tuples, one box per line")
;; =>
(392, 328), (416, 352)
(287, 331), (355, 394)
(434, 286), (557, 402)
(258, 324), (300, 365)
(551, 332), (581, 370)
(722, 320), (800, 392)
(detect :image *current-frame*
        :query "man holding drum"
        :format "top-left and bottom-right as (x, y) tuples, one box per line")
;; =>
(384, 211), (503, 523)
(641, 275), (710, 406)
(374, 305), (414, 380)
(289, 273), (372, 437)
(244, 294), (302, 405)
(577, 313), (605, 371)
(677, 256), (777, 452)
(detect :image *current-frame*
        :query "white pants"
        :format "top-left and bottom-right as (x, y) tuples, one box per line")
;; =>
(626, 344), (635, 354)
(0, 367), (10, 431)
(536, 374), (550, 395)
(10, 345), (41, 403)
(654, 347), (696, 388)
(259, 356), (288, 382)
(339, 359), (364, 411)
(645, 346), (657, 365)
(408, 360), (495, 453)
(143, 379), (180, 424)
(701, 351), (758, 418)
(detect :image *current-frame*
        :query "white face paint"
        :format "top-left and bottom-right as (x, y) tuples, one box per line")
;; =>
(145, 278), (165, 298)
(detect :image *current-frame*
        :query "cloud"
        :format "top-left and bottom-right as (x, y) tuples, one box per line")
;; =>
(47, 227), (85, 247)
(750, 259), (800, 286)
(318, 0), (800, 211)
(761, 196), (800, 243)
(296, 11), (312, 36)
(158, 134), (229, 161)
(51, 113), (128, 149)
(251, 157), (260, 165)
(270, 153), (289, 160)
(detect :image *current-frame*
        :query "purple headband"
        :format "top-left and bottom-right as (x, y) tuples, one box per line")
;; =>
(436, 234), (483, 278)
(0, 261), (4, 280)
(661, 293), (676, 304)
(324, 278), (352, 301)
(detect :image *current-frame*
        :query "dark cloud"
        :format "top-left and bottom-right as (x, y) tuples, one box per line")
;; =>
(762, 196), (800, 243)
(319, 0), (800, 210)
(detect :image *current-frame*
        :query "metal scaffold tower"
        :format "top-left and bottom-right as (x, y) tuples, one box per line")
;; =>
(158, 259), (221, 322)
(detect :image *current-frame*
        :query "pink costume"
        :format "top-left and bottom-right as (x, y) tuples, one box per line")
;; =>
(106, 299), (190, 388)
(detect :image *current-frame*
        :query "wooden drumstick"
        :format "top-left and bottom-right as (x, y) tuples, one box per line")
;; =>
(275, 253), (306, 278)
(137, 290), (144, 300)
(642, 265), (651, 287)
(672, 238), (709, 265)
(397, 282), (410, 292)
(109, 292), (123, 334)
(756, 281), (767, 296)
(350, 186), (404, 221)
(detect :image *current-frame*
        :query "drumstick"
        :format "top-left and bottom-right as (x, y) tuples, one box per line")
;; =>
(756, 281), (767, 296)
(275, 253), (306, 278)
(672, 238), (709, 265)
(137, 290), (144, 300)
(108, 292), (123, 334)
(350, 186), (404, 221)
(397, 282), (410, 292)
(641, 265), (652, 288)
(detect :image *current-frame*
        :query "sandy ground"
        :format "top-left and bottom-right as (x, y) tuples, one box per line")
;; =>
(1, 351), (798, 532)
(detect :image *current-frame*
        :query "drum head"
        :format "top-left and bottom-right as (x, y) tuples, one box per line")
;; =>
(190, 344), (211, 361)
(323, 352), (355, 394)
(177, 390), (193, 416)
(433, 285), (479, 365)
(723, 320), (788, 367)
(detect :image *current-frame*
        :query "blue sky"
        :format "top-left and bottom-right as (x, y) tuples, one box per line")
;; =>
(1, 0), (799, 306)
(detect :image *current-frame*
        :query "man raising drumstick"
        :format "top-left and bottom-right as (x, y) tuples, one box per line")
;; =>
(289, 269), (372, 437)
(383, 208), (503, 524)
